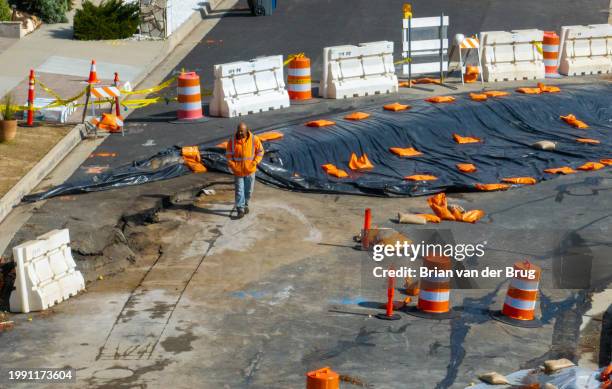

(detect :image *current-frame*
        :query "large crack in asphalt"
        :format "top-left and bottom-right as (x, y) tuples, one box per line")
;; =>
(434, 281), (506, 389)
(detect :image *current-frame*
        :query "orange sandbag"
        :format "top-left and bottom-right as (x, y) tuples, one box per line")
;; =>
(450, 206), (464, 221)
(544, 166), (577, 174)
(484, 90), (510, 97)
(456, 163), (477, 173)
(383, 102), (411, 112)
(344, 111), (370, 120)
(460, 210), (485, 223)
(576, 138), (600, 144)
(427, 193), (485, 223)
(306, 119), (336, 127)
(426, 96), (455, 103)
(537, 82), (561, 93)
(405, 174), (437, 181)
(348, 153), (374, 170)
(181, 146), (207, 173)
(415, 77), (441, 85)
(560, 114), (588, 129)
(453, 134), (482, 144)
(501, 177), (537, 185)
(258, 131), (284, 141)
(600, 364), (612, 382)
(601, 159), (612, 166)
(463, 66), (479, 83)
(475, 183), (510, 191)
(398, 81), (411, 87)
(469, 93), (488, 101)
(416, 214), (441, 223)
(95, 113), (124, 133)
(390, 147), (422, 157)
(516, 87), (542, 94)
(577, 161), (605, 171)
(321, 164), (348, 178)
(427, 193), (456, 221)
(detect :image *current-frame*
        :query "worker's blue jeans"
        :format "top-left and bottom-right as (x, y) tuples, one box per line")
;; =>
(234, 173), (255, 211)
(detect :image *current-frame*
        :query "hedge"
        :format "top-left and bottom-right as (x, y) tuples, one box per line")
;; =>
(0, 0), (12, 21)
(73, 0), (139, 40)
(9, 0), (73, 23)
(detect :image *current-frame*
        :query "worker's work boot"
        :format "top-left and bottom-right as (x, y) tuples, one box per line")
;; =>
(245, 206), (250, 214)
(236, 209), (245, 219)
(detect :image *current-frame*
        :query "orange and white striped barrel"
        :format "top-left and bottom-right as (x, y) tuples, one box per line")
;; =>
(177, 72), (203, 120)
(501, 261), (541, 321)
(543, 31), (561, 78)
(287, 56), (312, 100)
(417, 256), (452, 314)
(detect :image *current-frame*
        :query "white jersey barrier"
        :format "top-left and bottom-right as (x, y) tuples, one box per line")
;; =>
(320, 41), (398, 99)
(10, 229), (85, 313)
(480, 29), (545, 82)
(558, 24), (611, 76)
(209, 55), (290, 118)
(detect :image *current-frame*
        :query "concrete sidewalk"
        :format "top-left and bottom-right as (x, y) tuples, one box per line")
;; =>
(0, 0), (221, 109)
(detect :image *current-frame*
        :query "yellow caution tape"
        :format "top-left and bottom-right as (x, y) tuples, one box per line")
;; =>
(532, 41), (543, 55)
(35, 79), (64, 101)
(11, 81), (88, 111)
(121, 76), (178, 96)
(284, 53), (305, 66)
(394, 58), (412, 65)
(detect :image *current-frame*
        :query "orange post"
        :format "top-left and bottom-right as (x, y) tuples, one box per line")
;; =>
(385, 276), (395, 316)
(306, 367), (339, 389)
(113, 72), (121, 117)
(361, 208), (372, 250)
(363, 208), (371, 230)
(376, 271), (401, 320)
(26, 69), (35, 126)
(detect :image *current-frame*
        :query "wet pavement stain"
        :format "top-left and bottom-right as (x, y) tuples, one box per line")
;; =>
(434, 282), (506, 389)
(145, 301), (174, 320)
(301, 326), (379, 365)
(159, 327), (198, 355)
(523, 290), (589, 368)
(86, 359), (172, 389)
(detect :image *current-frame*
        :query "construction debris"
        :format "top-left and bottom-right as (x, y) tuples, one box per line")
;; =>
(468, 366), (605, 389)
(478, 372), (510, 385)
(397, 212), (426, 224)
(544, 358), (575, 374)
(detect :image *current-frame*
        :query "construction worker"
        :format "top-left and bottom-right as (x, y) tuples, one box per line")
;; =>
(225, 122), (264, 219)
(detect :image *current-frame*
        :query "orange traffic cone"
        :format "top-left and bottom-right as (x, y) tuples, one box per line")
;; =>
(88, 59), (100, 84)
(490, 260), (543, 328)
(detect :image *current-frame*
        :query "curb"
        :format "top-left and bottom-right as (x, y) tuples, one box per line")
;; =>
(0, 0), (226, 225)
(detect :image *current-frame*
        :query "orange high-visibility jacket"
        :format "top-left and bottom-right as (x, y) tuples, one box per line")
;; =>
(225, 132), (264, 177)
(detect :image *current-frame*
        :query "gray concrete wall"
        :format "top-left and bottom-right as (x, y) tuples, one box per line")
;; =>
(0, 22), (24, 39)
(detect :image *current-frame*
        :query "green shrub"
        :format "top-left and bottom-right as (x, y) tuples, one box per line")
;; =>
(1, 94), (16, 121)
(9, 0), (73, 23)
(73, 0), (139, 41)
(0, 0), (12, 21)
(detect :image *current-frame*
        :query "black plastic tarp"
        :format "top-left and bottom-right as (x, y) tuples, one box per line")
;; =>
(25, 84), (612, 202)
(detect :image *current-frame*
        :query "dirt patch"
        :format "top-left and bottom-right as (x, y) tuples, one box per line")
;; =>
(0, 124), (72, 197)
